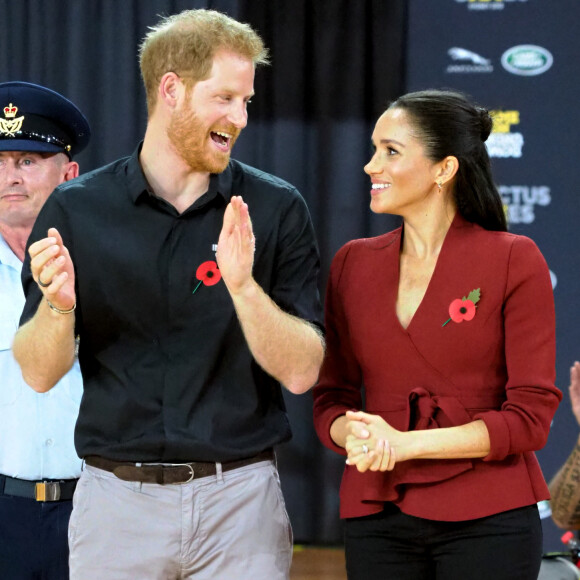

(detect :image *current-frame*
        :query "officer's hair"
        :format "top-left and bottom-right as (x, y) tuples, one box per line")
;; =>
(139, 9), (269, 115)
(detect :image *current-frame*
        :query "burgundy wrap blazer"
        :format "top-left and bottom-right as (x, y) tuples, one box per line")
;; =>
(313, 214), (562, 521)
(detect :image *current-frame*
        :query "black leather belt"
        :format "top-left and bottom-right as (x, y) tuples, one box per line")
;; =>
(85, 449), (274, 485)
(0, 474), (78, 501)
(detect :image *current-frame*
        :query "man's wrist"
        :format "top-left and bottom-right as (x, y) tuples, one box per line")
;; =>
(227, 277), (259, 301)
(46, 299), (76, 315)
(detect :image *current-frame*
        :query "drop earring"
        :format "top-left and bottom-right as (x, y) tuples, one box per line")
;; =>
(437, 180), (443, 192)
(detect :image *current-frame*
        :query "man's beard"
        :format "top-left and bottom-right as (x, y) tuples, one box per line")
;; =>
(167, 104), (238, 174)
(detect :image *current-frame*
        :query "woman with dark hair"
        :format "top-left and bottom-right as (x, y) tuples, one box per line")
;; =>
(313, 89), (561, 579)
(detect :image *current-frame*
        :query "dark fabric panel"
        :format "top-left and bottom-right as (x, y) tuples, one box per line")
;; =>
(241, 0), (406, 121)
(0, 0), (407, 544)
(237, 0), (406, 278)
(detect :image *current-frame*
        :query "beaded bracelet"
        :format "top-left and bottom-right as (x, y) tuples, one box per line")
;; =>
(47, 300), (76, 315)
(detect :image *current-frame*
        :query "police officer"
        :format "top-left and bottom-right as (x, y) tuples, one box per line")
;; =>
(0, 81), (90, 579)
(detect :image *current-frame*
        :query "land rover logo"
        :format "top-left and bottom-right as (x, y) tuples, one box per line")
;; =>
(501, 45), (553, 76)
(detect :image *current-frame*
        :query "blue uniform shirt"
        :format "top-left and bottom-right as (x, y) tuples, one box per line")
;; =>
(0, 235), (82, 480)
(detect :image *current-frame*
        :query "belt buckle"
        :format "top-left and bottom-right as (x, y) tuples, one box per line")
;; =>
(35, 481), (61, 502)
(166, 463), (194, 485)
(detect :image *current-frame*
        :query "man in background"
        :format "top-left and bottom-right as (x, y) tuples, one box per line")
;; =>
(549, 361), (580, 529)
(0, 81), (90, 579)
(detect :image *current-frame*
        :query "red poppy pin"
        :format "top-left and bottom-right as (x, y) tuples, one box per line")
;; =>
(442, 288), (481, 327)
(192, 260), (222, 294)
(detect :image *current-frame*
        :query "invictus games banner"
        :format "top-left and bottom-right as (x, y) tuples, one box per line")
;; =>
(407, 0), (580, 552)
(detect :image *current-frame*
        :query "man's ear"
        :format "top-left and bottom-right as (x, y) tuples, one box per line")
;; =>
(159, 72), (184, 111)
(63, 161), (79, 182)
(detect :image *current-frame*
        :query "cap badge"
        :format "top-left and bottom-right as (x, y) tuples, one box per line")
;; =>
(0, 103), (24, 137)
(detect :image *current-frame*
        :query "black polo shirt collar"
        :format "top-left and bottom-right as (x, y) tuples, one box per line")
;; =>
(125, 143), (233, 210)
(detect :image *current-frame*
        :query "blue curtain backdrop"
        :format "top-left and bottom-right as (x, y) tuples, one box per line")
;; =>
(1, 0), (578, 551)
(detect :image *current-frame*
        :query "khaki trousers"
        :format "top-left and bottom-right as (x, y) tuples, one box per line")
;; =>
(69, 458), (292, 579)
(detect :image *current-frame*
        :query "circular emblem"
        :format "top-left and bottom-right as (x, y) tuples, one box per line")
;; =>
(501, 45), (553, 76)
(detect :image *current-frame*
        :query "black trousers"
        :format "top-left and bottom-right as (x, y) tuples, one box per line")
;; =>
(344, 503), (542, 580)
(0, 494), (73, 580)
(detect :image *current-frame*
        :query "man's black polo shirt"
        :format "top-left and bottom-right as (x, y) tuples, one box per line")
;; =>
(21, 146), (323, 462)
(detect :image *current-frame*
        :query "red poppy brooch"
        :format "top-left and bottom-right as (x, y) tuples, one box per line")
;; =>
(192, 260), (222, 294)
(442, 288), (480, 327)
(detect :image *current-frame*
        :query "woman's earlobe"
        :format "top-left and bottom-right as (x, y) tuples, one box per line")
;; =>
(444, 156), (459, 181)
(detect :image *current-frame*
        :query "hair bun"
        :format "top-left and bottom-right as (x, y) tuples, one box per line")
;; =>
(477, 107), (493, 142)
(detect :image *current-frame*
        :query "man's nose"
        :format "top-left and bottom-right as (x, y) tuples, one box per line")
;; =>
(228, 102), (248, 129)
(0, 161), (24, 185)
